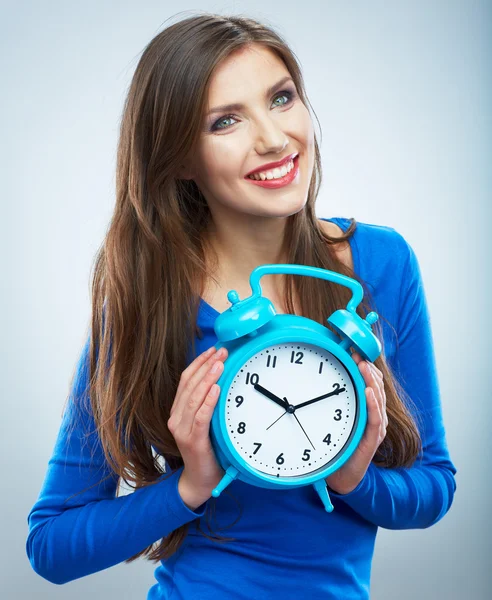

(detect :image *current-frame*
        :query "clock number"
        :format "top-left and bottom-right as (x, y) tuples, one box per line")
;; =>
(237, 422), (246, 434)
(319, 361), (323, 374)
(302, 449), (311, 462)
(334, 409), (342, 421)
(253, 442), (262, 455)
(245, 372), (259, 386)
(266, 354), (277, 368)
(290, 351), (304, 364)
(323, 433), (332, 445)
(276, 453), (285, 465)
(235, 395), (244, 407)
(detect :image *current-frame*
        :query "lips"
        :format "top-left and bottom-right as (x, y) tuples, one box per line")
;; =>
(245, 152), (299, 178)
(245, 154), (300, 189)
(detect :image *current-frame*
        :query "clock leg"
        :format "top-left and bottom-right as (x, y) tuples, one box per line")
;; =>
(313, 479), (334, 512)
(211, 466), (239, 498)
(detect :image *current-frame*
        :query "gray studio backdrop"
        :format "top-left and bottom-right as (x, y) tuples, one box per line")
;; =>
(2, 1), (490, 599)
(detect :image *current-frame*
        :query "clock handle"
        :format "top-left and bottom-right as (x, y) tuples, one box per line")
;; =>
(313, 479), (334, 513)
(248, 264), (380, 361)
(249, 264), (363, 314)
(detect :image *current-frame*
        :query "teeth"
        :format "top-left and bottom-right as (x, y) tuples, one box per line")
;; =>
(248, 158), (295, 181)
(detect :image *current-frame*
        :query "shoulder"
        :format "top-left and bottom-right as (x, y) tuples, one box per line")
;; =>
(322, 216), (412, 256)
(357, 220), (416, 270)
(355, 220), (411, 258)
(319, 217), (416, 287)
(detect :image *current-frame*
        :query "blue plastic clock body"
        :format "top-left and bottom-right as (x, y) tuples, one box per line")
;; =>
(209, 264), (381, 512)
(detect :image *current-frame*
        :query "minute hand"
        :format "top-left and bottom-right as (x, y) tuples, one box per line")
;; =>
(294, 386), (346, 410)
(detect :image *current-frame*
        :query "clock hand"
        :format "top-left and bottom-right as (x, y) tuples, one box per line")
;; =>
(264, 396), (316, 451)
(266, 395), (292, 430)
(293, 413), (316, 450)
(266, 410), (288, 431)
(254, 383), (289, 410)
(294, 386), (346, 411)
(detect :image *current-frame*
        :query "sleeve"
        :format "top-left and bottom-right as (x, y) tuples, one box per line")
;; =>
(327, 233), (457, 529)
(26, 334), (206, 585)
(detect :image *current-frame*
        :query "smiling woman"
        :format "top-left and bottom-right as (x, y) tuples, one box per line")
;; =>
(179, 44), (315, 227)
(26, 11), (456, 600)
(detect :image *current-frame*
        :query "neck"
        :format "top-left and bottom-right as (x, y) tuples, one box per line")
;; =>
(203, 213), (291, 292)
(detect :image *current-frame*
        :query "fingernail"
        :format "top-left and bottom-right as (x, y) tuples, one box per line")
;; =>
(210, 361), (222, 373)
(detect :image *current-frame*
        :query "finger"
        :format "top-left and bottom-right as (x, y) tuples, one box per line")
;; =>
(175, 346), (216, 399)
(367, 385), (387, 443)
(351, 351), (362, 365)
(368, 363), (383, 401)
(359, 361), (376, 393)
(172, 346), (227, 419)
(183, 346), (227, 408)
(377, 393), (387, 443)
(352, 357), (386, 435)
(381, 397), (387, 431)
(370, 362), (383, 383)
(177, 354), (225, 437)
(187, 346), (228, 393)
(362, 387), (383, 451)
(359, 363), (384, 425)
(372, 375), (388, 428)
(192, 382), (221, 435)
(368, 363), (386, 420)
(361, 361), (383, 404)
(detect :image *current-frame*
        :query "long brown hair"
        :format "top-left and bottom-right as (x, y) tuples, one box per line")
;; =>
(65, 12), (422, 563)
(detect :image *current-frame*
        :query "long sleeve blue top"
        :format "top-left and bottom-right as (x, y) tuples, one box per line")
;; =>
(26, 217), (457, 599)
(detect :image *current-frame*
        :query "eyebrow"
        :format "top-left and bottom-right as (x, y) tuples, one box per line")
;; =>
(206, 76), (294, 117)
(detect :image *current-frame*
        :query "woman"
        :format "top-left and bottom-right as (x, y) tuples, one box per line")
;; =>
(26, 13), (457, 599)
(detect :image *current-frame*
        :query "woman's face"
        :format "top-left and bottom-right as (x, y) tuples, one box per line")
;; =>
(183, 44), (315, 222)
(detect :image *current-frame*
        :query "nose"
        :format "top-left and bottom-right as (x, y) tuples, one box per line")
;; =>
(253, 115), (289, 155)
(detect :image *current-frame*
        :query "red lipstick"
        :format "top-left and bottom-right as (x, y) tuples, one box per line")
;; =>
(245, 155), (300, 189)
(245, 152), (299, 178)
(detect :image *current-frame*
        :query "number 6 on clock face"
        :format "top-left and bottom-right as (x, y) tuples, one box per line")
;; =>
(225, 342), (358, 478)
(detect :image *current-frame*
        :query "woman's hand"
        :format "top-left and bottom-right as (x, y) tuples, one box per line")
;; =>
(325, 352), (388, 495)
(167, 345), (228, 510)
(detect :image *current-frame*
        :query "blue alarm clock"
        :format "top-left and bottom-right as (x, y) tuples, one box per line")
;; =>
(210, 264), (381, 512)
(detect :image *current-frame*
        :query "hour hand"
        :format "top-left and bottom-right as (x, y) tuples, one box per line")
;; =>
(253, 383), (289, 410)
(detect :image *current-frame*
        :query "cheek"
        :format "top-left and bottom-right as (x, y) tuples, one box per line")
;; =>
(300, 115), (315, 173)
(201, 141), (245, 182)
(297, 107), (314, 146)
(288, 100), (313, 136)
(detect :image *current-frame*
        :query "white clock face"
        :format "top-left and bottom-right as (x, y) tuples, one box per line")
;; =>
(224, 342), (358, 478)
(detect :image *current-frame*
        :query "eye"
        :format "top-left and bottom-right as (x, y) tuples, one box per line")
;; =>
(212, 115), (237, 132)
(210, 89), (296, 132)
(272, 91), (292, 108)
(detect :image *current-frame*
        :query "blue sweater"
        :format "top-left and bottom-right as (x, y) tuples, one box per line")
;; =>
(26, 217), (457, 599)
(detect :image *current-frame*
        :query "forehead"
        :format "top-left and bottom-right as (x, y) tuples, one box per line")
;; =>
(206, 45), (289, 103)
